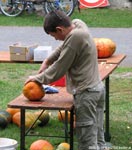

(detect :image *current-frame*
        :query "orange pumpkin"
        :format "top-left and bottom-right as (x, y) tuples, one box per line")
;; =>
(12, 111), (40, 128)
(30, 139), (54, 150)
(23, 81), (45, 101)
(6, 108), (20, 117)
(58, 111), (71, 123)
(58, 111), (76, 124)
(94, 38), (116, 58)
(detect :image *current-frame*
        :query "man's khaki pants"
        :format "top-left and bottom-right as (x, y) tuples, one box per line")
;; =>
(74, 82), (106, 150)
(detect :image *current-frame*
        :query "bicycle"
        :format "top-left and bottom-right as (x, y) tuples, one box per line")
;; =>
(0, 0), (78, 17)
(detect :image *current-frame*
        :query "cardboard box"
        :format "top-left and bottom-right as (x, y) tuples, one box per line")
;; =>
(10, 44), (38, 61)
(34, 46), (52, 62)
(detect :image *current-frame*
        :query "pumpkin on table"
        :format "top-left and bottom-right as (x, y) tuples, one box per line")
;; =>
(94, 38), (116, 58)
(30, 139), (54, 150)
(23, 81), (45, 101)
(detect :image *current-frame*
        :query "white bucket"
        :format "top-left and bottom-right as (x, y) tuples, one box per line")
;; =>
(0, 138), (18, 150)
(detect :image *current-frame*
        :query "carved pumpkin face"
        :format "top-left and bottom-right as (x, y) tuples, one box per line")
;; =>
(94, 38), (116, 58)
(23, 81), (45, 101)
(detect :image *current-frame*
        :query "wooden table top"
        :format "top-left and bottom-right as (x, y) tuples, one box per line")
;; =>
(0, 51), (10, 61)
(8, 87), (74, 110)
(98, 63), (117, 81)
(2, 51), (125, 110)
(98, 54), (126, 64)
(0, 51), (126, 65)
(8, 63), (118, 109)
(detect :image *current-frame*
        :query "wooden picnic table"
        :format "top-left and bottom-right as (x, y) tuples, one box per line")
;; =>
(0, 51), (125, 64)
(0, 51), (126, 150)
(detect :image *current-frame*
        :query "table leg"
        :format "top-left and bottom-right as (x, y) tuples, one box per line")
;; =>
(70, 108), (74, 150)
(20, 108), (26, 150)
(65, 110), (68, 142)
(105, 77), (111, 142)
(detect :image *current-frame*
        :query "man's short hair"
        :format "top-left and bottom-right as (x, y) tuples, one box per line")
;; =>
(44, 10), (71, 34)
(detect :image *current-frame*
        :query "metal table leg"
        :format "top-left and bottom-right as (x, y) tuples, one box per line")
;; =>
(65, 110), (68, 142)
(105, 76), (111, 142)
(70, 108), (74, 150)
(20, 108), (26, 150)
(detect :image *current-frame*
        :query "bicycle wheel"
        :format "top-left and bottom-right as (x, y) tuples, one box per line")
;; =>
(43, 0), (75, 16)
(0, 0), (25, 17)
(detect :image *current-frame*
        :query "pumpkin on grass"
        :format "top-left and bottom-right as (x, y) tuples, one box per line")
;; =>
(30, 139), (54, 150)
(94, 38), (116, 58)
(23, 81), (45, 101)
(0, 114), (8, 129)
(58, 111), (76, 124)
(58, 111), (71, 123)
(6, 108), (20, 118)
(12, 111), (40, 128)
(35, 110), (50, 126)
(0, 110), (12, 123)
(56, 142), (70, 150)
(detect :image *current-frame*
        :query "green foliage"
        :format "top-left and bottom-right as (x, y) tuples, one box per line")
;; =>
(0, 8), (132, 27)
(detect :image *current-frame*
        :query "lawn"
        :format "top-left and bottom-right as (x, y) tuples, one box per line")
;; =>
(0, 8), (132, 27)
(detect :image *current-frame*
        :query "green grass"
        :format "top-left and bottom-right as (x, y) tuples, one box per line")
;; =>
(109, 71), (132, 147)
(0, 12), (44, 26)
(0, 63), (132, 149)
(0, 8), (132, 27)
(72, 8), (132, 28)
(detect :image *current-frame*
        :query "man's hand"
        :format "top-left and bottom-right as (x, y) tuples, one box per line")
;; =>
(24, 76), (36, 85)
